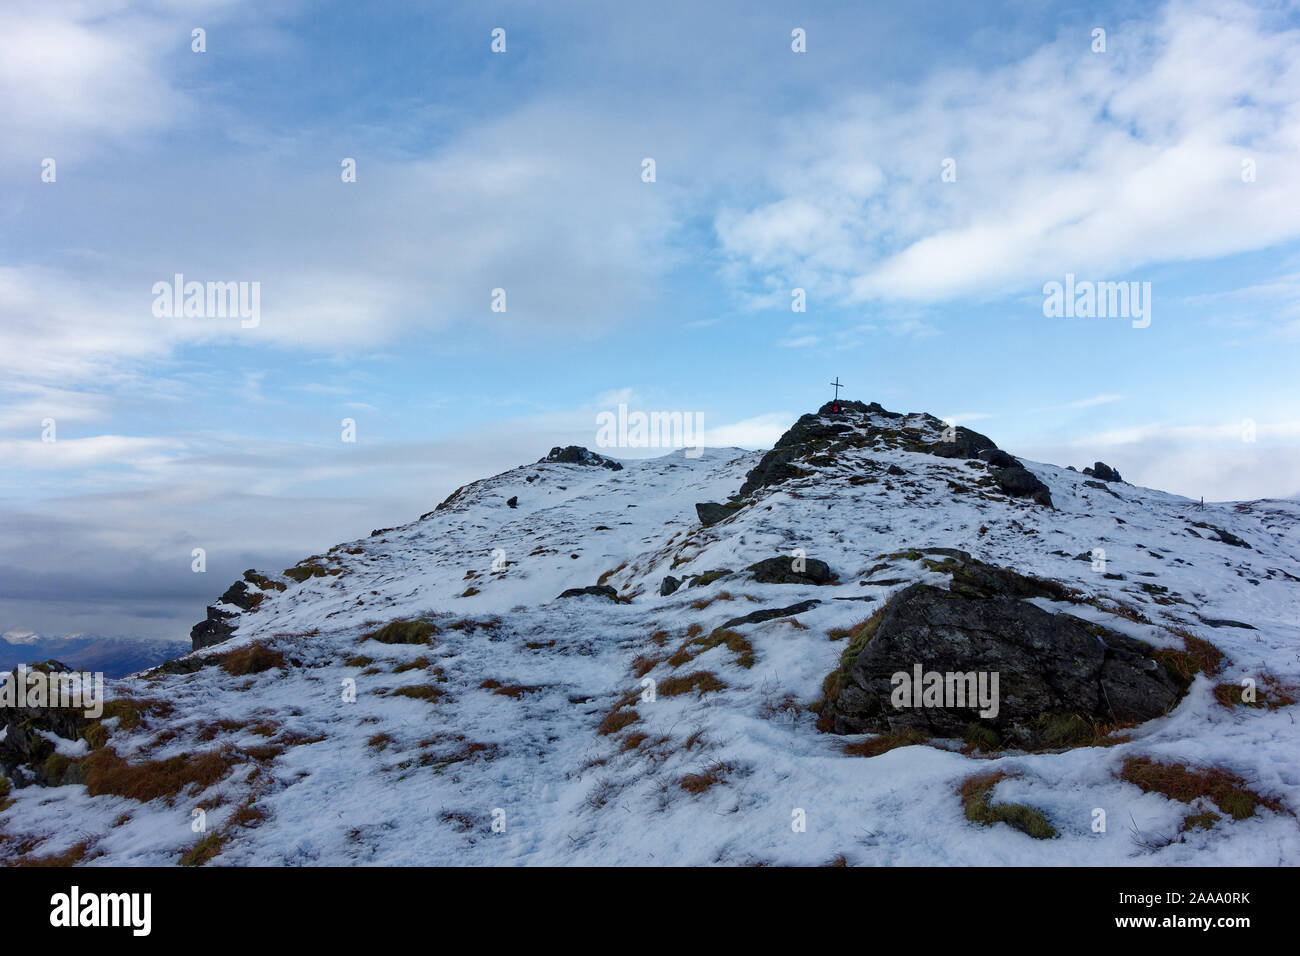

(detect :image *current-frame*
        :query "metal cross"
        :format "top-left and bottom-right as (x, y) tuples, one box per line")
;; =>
(830, 377), (845, 401)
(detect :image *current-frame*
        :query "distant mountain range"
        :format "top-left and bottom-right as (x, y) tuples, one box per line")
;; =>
(0, 633), (186, 678)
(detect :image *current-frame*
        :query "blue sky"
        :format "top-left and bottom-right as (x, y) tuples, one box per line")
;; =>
(2, 0), (1299, 642)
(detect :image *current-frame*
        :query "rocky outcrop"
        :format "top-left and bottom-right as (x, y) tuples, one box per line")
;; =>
(978, 449), (1018, 469)
(1083, 461), (1122, 482)
(992, 465), (1054, 508)
(190, 606), (238, 651)
(746, 556), (833, 585)
(190, 570), (285, 651)
(557, 585), (620, 602)
(0, 662), (91, 787)
(820, 561), (1190, 748)
(659, 575), (683, 596)
(1189, 522), (1251, 549)
(695, 501), (743, 526)
(930, 426), (997, 460)
(540, 446), (623, 470)
(734, 400), (1016, 502)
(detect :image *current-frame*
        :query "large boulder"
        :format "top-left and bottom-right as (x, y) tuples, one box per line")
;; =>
(992, 465), (1053, 507)
(746, 556), (833, 585)
(820, 575), (1189, 748)
(930, 426), (997, 460)
(978, 448), (1018, 469)
(695, 501), (742, 527)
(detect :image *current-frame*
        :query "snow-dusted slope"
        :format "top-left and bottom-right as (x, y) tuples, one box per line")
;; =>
(4, 405), (1299, 866)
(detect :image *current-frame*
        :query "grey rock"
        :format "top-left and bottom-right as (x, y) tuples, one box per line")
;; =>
(557, 585), (620, 602)
(540, 446), (623, 470)
(746, 556), (833, 585)
(822, 578), (1188, 747)
(1082, 461), (1122, 482)
(930, 426), (997, 460)
(686, 569), (733, 588)
(695, 501), (742, 526)
(659, 576), (682, 596)
(721, 600), (820, 629)
(191, 605), (238, 651)
(1190, 522), (1251, 549)
(992, 465), (1054, 507)
(978, 448), (1018, 469)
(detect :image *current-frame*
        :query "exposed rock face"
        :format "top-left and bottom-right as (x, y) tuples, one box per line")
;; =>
(540, 446), (623, 470)
(746, 556), (833, 585)
(1189, 522), (1251, 549)
(992, 465), (1054, 508)
(0, 663), (91, 787)
(190, 569), (284, 651)
(1083, 461), (1122, 482)
(557, 585), (620, 601)
(733, 400), (1031, 506)
(821, 564), (1189, 748)
(191, 605), (238, 651)
(695, 501), (742, 526)
(659, 575), (682, 596)
(930, 426), (997, 460)
(979, 448), (1018, 469)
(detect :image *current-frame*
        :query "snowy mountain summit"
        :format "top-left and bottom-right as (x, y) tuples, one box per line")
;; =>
(4, 399), (1299, 865)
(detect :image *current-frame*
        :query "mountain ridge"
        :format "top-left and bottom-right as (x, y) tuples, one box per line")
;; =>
(2, 398), (1298, 866)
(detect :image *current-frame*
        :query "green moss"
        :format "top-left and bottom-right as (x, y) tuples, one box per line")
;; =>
(960, 773), (1057, 840)
(1039, 713), (1092, 748)
(964, 723), (1001, 752)
(82, 723), (109, 750)
(179, 833), (226, 867)
(821, 606), (886, 704)
(244, 571), (286, 592)
(43, 753), (72, 782)
(1182, 811), (1220, 832)
(283, 563), (329, 583)
(367, 618), (439, 645)
(692, 569), (732, 587)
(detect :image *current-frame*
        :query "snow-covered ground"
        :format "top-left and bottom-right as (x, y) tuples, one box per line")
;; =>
(4, 408), (1299, 865)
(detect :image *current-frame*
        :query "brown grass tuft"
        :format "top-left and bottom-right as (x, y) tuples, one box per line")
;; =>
(1120, 755), (1282, 820)
(221, 642), (286, 676)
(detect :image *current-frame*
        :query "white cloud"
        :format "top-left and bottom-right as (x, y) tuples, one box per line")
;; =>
(715, 0), (1300, 308)
(0, 434), (175, 469)
(699, 413), (794, 450)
